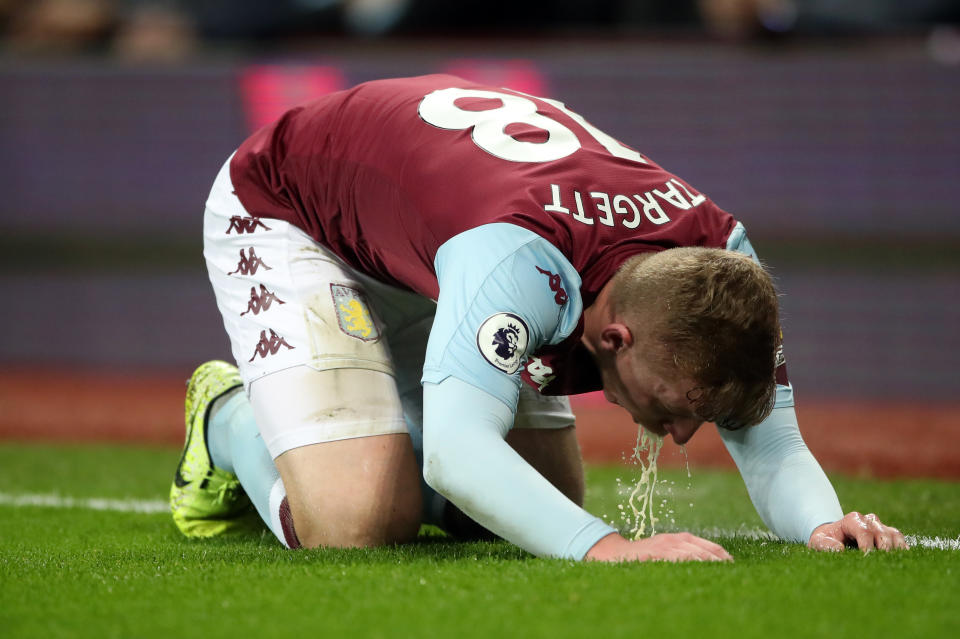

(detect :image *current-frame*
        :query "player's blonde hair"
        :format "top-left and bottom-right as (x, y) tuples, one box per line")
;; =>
(610, 247), (781, 429)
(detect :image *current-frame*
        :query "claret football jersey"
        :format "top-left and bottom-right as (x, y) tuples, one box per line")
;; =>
(229, 74), (741, 398)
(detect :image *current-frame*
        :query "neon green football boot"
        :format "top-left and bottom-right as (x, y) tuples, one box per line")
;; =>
(170, 360), (252, 538)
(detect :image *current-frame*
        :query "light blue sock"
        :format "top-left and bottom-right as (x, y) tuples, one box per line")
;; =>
(208, 390), (288, 545)
(208, 389), (243, 473)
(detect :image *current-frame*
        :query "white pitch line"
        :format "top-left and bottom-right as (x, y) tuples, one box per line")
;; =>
(1, 492), (958, 550)
(692, 526), (960, 551)
(0, 491), (167, 514)
(903, 535), (960, 551)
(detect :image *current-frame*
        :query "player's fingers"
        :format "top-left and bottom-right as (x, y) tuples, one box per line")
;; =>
(645, 546), (705, 563)
(653, 536), (724, 562)
(888, 526), (909, 550)
(677, 533), (733, 561)
(863, 513), (892, 551)
(698, 539), (733, 561)
(873, 521), (909, 550)
(683, 535), (731, 560)
(678, 548), (730, 562)
(676, 541), (730, 562)
(842, 512), (875, 552)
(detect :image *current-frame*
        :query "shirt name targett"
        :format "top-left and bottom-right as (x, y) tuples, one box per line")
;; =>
(543, 178), (707, 229)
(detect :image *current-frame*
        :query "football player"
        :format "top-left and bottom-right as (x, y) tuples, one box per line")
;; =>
(171, 75), (905, 560)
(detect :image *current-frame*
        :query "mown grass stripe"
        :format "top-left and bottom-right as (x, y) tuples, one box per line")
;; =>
(1, 490), (957, 550)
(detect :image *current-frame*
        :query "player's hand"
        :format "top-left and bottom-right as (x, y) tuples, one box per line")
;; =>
(585, 532), (733, 563)
(808, 511), (908, 553)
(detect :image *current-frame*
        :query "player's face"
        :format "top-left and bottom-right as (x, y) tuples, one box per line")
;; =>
(598, 348), (704, 445)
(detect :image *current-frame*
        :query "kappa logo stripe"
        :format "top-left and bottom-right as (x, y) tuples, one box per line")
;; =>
(535, 265), (568, 305)
(240, 284), (286, 317)
(228, 247), (273, 276)
(248, 328), (295, 362)
(226, 215), (272, 235)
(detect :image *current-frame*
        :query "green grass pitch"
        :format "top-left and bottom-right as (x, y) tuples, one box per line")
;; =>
(1, 442), (958, 639)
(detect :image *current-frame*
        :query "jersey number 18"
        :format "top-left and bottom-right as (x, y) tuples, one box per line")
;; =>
(418, 87), (646, 164)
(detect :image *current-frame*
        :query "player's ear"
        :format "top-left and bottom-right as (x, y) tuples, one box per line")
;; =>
(599, 323), (634, 354)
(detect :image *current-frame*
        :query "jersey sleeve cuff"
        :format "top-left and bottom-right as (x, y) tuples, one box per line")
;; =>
(564, 519), (618, 560)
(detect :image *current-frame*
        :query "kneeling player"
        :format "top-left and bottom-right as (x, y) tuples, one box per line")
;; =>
(171, 74), (905, 560)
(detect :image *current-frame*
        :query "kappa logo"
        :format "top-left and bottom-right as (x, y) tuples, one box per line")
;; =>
(240, 284), (285, 317)
(228, 247), (273, 276)
(330, 284), (380, 341)
(248, 328), (294, 362)
(535, 266), (568, 305)
(226, 215), (272, 235)
(476, 313), (529, 375)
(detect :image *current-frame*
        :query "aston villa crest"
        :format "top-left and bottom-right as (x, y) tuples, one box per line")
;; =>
(330, 284), (380, 342)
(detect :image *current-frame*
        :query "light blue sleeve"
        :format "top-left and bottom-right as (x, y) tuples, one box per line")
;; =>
(420, 223), (615, 559)
(423, 377), (616, 559)
(422, 223), (583, 411)
(722, 222), (843, 542)
(726, 221), (794, 409)
(718, 406), (844, 542)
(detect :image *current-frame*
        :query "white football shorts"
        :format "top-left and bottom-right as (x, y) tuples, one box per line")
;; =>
(203, 154), (575, 459)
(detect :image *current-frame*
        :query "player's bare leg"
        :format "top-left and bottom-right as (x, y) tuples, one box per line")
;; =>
(275, 433), (421, 548)
(250, 366), (421, 549)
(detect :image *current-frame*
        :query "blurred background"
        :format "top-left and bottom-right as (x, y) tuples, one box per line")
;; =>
(0, 0), (958, 476)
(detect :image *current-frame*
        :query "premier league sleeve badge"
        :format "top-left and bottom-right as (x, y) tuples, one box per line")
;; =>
(476, 313), (530, 374)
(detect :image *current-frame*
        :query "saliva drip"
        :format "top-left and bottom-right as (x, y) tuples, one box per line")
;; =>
(625, 426), (664, 540)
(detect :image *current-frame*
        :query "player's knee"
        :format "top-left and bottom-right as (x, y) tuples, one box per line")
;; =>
(296, 518), (417, 550)
(289, 492), (421, 549)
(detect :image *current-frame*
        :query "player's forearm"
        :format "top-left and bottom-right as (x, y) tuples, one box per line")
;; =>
(753, 450), (845, 542)
(422, 377), (615, 559)
(720, 403), (843, 542)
